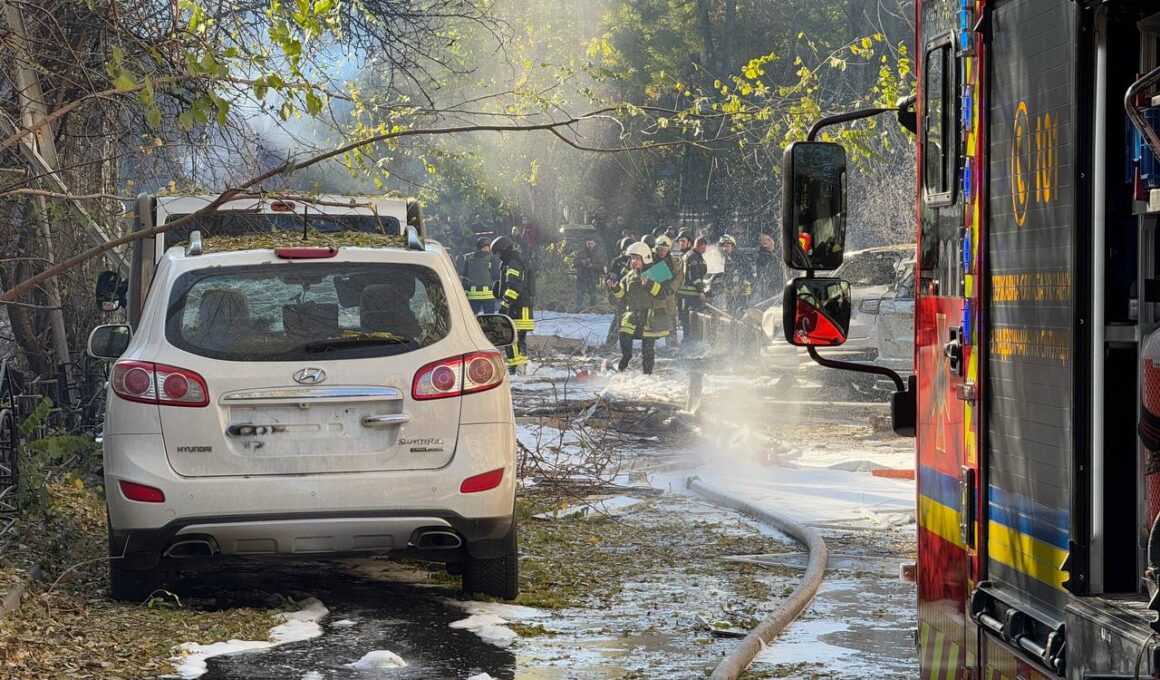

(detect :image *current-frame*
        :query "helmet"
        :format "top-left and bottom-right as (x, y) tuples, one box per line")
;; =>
(625, 241), (653, 264)
(655, 235), (673, 250)
(617, 236), (634, 254)
(719, 234), (737, 247)
(677, 230), (693, 243)
(476, 236), (490, 249)
(490, 235), (516, 256)
(642, 234), (656, 248)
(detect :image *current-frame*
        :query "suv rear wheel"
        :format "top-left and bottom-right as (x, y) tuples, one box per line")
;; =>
(108, 559), (168, 603)
(462, 522), (519, 600)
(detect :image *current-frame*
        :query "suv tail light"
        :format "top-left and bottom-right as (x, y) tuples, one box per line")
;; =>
(119, 480), (166, 503)
(111, 361), (209, 407)
(413, 351), (506, 400)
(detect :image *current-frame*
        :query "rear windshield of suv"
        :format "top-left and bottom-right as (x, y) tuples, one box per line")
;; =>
(166, 263), (450, 361)
(835, 253), (899, 287)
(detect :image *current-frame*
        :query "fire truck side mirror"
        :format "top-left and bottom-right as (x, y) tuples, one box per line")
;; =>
(782, 141), (847, 272)
(783, 277), (851, 347)
(891, 375), (917, 438)
(895, 93), (917, 135)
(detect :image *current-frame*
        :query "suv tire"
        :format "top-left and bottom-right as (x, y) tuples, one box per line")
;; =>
(108, 559), (166, 603)
(462, 522), (519, 600)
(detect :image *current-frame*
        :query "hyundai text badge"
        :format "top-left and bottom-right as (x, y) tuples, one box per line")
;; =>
(293, 367), (327, 385)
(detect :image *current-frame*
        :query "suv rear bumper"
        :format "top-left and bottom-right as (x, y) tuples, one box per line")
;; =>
(111, 510), (515, 569)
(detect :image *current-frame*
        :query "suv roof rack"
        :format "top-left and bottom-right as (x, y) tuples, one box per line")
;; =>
(405, 225), (424, 251)
(186, 231), (203, 257)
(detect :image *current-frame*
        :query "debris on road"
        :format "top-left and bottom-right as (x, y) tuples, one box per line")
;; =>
(530, 494), (653, 520)
(697, 614), (750, 639)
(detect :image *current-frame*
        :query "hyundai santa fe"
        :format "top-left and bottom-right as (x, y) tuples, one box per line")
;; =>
(88, 232), (519, 601)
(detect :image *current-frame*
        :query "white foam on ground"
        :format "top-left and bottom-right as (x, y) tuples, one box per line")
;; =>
(446, 601), (549, 648)
(532, 313), (612, 347)
(331, 618), (357, 628)
(169, 598), (328, 679)
(301, 672), (324, 680)
(467, 674), (497, 680)
(346, 650), (407, 669)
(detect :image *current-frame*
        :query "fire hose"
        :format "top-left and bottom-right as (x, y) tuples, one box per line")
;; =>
(686, 476), (828, 680)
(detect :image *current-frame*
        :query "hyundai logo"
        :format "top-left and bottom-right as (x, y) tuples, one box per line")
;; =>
(293, 368), (327, 385)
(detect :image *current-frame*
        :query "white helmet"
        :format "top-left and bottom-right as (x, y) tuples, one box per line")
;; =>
(626, 241), (653, 264)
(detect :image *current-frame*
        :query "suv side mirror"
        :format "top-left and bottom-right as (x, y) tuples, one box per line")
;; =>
(782, 141), (847, 271)
(478, 314), (516, 347)
(95, 270), (126, 312)
(783, 277), (852, 346)
(87, 324), (132, 360)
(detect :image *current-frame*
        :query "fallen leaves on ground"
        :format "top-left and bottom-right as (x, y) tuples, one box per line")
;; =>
(0, 481), (286, 679)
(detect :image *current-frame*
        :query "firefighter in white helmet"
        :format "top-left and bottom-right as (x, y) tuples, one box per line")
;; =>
(606, 241), (670, 374)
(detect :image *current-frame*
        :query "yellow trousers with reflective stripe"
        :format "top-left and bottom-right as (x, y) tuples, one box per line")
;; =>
(512, 308), (534, 332)
(505, 331), (529, 370)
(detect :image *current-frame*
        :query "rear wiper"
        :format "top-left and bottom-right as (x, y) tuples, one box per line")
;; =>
(304, 335), (412, 352)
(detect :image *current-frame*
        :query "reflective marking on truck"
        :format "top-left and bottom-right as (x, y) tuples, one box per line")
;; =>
(919, 620), (963, 680)
(918, 464), (964, 550)
(988, 485), (1069, 593)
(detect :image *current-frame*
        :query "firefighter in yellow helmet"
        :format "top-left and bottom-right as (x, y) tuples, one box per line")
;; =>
(491, 236), (534, 374)
(606, 241), (670, 374)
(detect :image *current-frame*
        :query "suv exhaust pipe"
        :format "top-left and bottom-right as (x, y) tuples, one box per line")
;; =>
(413, 530), (463, 550)
(164, 538), (217, 559)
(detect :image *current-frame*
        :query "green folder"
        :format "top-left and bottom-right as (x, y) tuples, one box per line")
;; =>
(644, 259), (673, 283)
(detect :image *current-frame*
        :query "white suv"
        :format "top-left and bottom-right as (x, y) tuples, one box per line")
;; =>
(89, 234), (519, 601)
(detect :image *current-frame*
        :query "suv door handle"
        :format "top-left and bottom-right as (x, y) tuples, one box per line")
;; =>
(361, 414), (411, 428)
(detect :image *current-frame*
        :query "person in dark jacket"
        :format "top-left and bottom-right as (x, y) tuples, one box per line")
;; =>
(459, 237), (500, 314)
(752, 233), (783, 304)
(573, 238), (603, 311)
(678, 236), (709, 342)
(711, 234), (752, 314)
(491, 236), (534, 374)
(676, 230), (693, 257)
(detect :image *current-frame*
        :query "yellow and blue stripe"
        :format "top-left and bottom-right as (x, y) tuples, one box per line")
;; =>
(987, 486), (1069, 592)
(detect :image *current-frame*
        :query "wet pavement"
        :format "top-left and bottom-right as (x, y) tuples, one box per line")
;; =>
(179, 562), (517, 679)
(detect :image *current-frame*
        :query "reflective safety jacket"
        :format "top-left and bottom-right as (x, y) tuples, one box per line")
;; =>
(497, 251), (534, 331)
(679, 250), (708, 297)
(653, 252), (684, 321)
(460, 250), (499, 300)
(608, 268), (672, 338)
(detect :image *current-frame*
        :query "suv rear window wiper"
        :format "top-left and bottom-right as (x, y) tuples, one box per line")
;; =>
(304, 332), (413, 353)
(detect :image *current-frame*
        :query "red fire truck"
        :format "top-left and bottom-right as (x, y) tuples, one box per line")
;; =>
(782, 1), (1160, 678)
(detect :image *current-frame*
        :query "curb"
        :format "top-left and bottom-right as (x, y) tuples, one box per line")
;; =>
(686, 477), (828, 680)
(0, 563), (44, 618)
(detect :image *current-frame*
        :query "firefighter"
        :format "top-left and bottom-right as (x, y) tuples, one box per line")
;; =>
(676, 230), (693, 257)
(573, 237), (602, 311)
(459, 237), (500, 314)
(752, 233), (782, 303)
(490, 236), (534, 374)
(605, 237), (635, 345)
(652, 235), (683, 348)
(713, 234), (753, 314)
(607, 242), (670, 374)
(678, 236), (709, 342)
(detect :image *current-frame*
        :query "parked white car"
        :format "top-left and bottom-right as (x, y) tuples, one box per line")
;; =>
(759, 244), (916, 394)
(89, 233), (520, 601)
